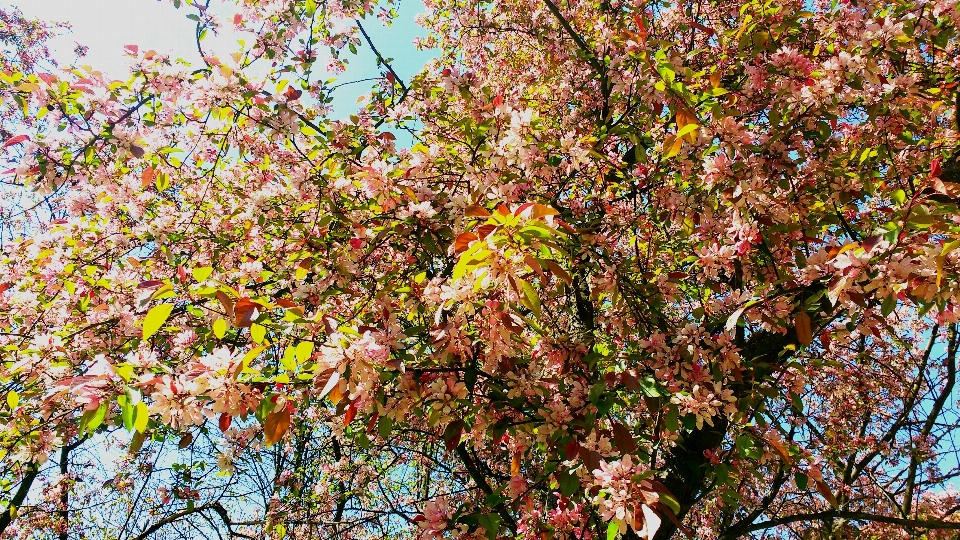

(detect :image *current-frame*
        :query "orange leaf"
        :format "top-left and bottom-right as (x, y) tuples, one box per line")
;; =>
(795, 311), (812, 346)
(317, 370), (341, 400)
(215, 291), (234, 320)
(454, 232), (478, 254)
(544, 260), (572, 285)
(465, 205), (491, 218)
(234, 298), (260, 328)
(141, 167), (155, 188)
(815, 479), (839, 508)
(511, 450), (522, 476)
(263, 407), (291, 447)
(343, 400), (359, 426)
(531, 203), (560, 219)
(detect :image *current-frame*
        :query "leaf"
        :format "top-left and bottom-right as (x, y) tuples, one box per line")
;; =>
(134, 401), (149, 433)
(140, 167), (155, 188)
(317, 370), (342, 400)
(129, 430), (146, 454)
(130, 145), (145, 158)
(639, 504), (661, 540)
(263, 407), (291, 447)
(2, 134), (29, 148)
(937, 239), (960, 287)
(664, 135), (684, 158)
(725, 306), (747, 333)
(215, 291), (234, 320)
(443, 419), (465, 452)
(250, 323), (266, 344)
(558, 469), (579, 496)
(795, 472), (809, 490)
(454, 232), (479, 254)
(178, 432), (193, 449)
(544, 260), (572, 285)
(295, 341), (314, 364)
(607, 520), (620, 540)
(465, 205), (491, 218)
(815, 479), (839, 508)
(143, 303), (174, 340)
(213, 318), (227, 339)
(234, 298), (260, 327)
(191, 266), (213, 281)
(530, 203), (559, 219)
(219, 413), (232, 432)
(477, 514), (501, 540)
(612, 422), (637, 453)
(515, 277), (541, 318)
(795, 311), (812, 346)
(676, 122), (699, 143)
(6, 390), (18, 410)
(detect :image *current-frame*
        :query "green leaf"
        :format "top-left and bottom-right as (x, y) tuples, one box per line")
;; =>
(559, 469), (580, 497)
(143, 303), (174, 340)
(795, 472), (809, 491)
(606, 520), (620, 540)
(517, 278), (541, 318)
(477, 514), (501, 540)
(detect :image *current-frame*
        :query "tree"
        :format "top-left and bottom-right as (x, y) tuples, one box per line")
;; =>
(1, 0), (960, 538)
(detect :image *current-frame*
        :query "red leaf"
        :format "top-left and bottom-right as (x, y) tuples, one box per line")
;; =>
(130, 145), (145, 158)
(124, 44), (139, 55)
(219, 413), (232, 432)
(276, 298), (298, 309)
(137, 280), (164, 290)
(932, 159), (943, 178)
(443, 419), (465, 451)
(612, 422), (637, 453)
(476, 224), (496, 239)
(564, 439), (581, 460)
(2, 135), (28, 148)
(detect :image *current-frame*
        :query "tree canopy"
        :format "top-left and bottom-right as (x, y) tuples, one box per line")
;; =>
(1, 0), (960, 538)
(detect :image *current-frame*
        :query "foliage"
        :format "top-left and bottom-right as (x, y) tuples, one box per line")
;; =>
(1, 0), (960, 538)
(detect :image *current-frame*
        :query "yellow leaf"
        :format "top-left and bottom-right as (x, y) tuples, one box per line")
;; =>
(263, 408), (291, 447)
(250, 323), (266, 344)
(213, 318), (227, 339)
(6, 390), (18, 410)
(143, 303), (174, 340)
(134, 401), (149, 433)
(676, 122), (700, 144)
(937, 239), (960, 287)
(192, 266), (213, 282)
(664, 135), (684, 158)
(295, 341), (314, 364)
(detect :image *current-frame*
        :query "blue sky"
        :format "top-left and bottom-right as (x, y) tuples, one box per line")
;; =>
(12, 0), (434, 118)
